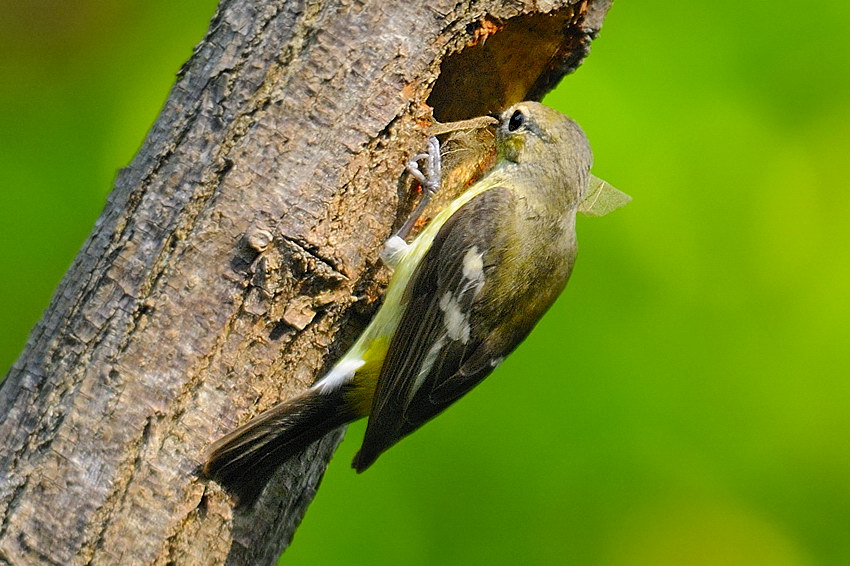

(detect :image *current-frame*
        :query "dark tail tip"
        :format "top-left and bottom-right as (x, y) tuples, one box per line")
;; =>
(203, 434), (283, 507)
(203, 463), (267, 508)
(204, 389), (352, 506)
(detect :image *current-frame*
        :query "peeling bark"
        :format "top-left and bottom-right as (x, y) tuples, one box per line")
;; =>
(0, 0), (612, 564)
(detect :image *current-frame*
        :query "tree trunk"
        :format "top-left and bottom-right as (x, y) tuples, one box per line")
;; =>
(0, 0), (611, 564)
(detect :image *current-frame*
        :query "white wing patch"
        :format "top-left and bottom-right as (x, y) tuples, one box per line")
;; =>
(408, 247), (487, 403)
(409, 337), (446, 404)
(462, 247), (484, 281)
(439, 292), (471, 343)
(461, 247), (486, 297)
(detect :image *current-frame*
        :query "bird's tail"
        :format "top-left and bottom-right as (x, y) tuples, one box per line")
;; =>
(203, 386), (354, 506)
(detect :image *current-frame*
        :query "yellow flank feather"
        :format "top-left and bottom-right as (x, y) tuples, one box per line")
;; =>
(347, 336), (390, 416)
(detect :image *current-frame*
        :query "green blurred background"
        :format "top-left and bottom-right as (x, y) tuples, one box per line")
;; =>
(2, 2), (849, 564)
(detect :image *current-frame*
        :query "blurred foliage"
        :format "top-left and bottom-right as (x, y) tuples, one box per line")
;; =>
(2, 1), (849, 565)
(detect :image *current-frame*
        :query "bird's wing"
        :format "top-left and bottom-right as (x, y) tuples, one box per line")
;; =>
(353, 186), (515, 471)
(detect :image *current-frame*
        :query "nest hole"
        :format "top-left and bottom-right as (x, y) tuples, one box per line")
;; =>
(427, 7), (592, 122)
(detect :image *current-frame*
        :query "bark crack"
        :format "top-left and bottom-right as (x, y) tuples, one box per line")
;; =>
(79, 415), (157, 564)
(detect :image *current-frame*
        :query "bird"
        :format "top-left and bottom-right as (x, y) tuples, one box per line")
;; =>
(203, 101), (630, 505)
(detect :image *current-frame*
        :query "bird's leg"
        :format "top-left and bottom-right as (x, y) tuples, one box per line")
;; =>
(380, 136), (442, 269)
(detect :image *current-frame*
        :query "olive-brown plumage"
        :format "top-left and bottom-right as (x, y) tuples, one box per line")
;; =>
(204, 102), (629, 505)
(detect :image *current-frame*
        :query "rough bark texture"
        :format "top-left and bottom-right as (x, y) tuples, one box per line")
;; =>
(0, 0), (611, 564)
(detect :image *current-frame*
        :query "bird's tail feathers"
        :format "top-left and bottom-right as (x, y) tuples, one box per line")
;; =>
(203, 387), (354, 506)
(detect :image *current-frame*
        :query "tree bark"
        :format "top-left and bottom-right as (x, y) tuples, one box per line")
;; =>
(0, 0), (611, 564)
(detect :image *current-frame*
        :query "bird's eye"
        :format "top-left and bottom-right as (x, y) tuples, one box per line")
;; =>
(507, 109), (525, 132)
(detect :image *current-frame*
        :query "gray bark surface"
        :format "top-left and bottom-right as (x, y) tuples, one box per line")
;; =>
(0, 0), (611, 564)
